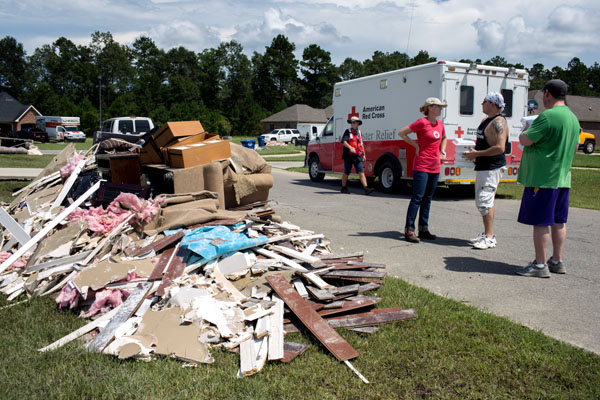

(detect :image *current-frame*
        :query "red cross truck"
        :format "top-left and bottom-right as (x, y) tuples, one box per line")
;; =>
(306, 61), (529, 192)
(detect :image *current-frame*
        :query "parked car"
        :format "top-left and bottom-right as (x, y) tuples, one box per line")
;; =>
(259, 128), (301, 145)
(93, 117), (154, 143)
(579, 128), (596, 154)
(64, 126), (86, 142)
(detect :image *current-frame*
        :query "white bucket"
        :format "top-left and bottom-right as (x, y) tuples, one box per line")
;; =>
(452, 138), (476, 167)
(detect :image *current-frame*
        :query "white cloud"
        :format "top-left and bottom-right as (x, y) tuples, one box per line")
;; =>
(148, 21), (220, 52)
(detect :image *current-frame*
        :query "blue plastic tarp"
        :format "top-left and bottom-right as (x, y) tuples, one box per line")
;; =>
(179, 225), (268, 261)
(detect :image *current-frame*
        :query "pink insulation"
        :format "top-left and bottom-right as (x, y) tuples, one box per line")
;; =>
(68, 194), (161, 235)
(56, 283), (81, 310)
(60, 155), (84, 181)
(0, 251), (30, 270)
(81, 289), (124, 318)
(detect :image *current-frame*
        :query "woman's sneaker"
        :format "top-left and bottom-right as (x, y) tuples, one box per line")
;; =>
(472, 235), (496, 249)
(547, 258), (566, 274)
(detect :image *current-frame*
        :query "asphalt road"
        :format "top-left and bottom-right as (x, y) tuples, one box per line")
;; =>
(268, 167), (600, 355)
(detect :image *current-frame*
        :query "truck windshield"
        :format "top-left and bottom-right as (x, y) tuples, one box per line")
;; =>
(65, 126), (80, 132)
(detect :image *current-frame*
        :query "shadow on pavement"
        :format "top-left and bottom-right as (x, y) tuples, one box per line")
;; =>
(444, 256), (520, 276)
(350, 230), (399, 240)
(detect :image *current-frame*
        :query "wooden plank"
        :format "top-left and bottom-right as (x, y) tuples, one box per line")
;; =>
(87, 282), (153, 353)
(330, 284), (360, 296)
(254, 248), (307, 272)
(0, 181), (101, 274)
(271, 244), (321, 264)
(357, 283), (381, 293)
(267, 294), (284, 360)
(292, 279), (308, 298)
(0, 206), (31, 246)
(38, 305), (122, 352)
(305, 285), (335, 301)
(322, 270), (387, 279)
(155, 246), (189, 297)
(148, 247), (175, 280)
(281, 341), (309, 363)
(126, 231), (184, 258)
(331, 277), (385, 284)
(266, 274), (358, 361)
(317, 296), (381, 318)
(25, 251), (92, 273)
(347, 261), (386, 269)
(284, 308), (417, 333)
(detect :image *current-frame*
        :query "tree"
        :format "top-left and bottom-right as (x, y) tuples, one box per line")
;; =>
(130, 35), (165, 116)
(363, 51), (409, 75)
(565, 57), (591, 96)
(263, 35), (299, 105)
(587, 62), (600, 95)
(300, 44), (336, 108)
(484, 56), (508, 67)
(338, 57), (364, 81)
(529, 63), (550, 90)
(411, 50), (436, 66)
(0, 36), (28, 99)
(198, 48), (224, 110)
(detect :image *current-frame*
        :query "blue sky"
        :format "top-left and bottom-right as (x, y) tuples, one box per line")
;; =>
(1, 0), (599, 70)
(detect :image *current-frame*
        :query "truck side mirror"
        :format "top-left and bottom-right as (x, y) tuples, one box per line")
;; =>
(527, 99), (538, 111)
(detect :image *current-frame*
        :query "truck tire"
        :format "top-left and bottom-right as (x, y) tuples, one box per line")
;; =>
(583, 140), (595, 154)
(308, 156), (325, 182)
(291, 137), (297, 146)
(377, 161), (399, 193)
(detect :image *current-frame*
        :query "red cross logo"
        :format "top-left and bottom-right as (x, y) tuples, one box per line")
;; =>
(348, 106), (359, 121)
(455, 126), (464, 138)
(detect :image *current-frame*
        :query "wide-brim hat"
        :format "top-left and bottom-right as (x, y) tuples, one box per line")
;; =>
(423, 97), (447, 107)
(347, 116), (362, 125)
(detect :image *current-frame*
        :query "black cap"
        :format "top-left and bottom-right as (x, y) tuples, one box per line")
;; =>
(543, 79), (568, 98)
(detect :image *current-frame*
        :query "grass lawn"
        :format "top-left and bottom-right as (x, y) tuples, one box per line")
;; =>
(35, 138), (93, 151)
(1, 278), (598, 399)
(0, 154), (56, 169)
(572, 153), (600, 168)
(0, 180), (30, 203)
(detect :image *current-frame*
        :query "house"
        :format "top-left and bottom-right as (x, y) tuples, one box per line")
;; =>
(528, 90), (600, 137)
(0, 92), (42, 135)
(261, 104), (333, 133)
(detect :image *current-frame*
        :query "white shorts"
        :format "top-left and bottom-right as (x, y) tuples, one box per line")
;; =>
(475, 167), (505, 209)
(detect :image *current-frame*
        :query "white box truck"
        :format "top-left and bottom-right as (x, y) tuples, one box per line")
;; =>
(306, 61), (529, 192)
(35, 116), (83, 142)
(297, 123), (326, 141)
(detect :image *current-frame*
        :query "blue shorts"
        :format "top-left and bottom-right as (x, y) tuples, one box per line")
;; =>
(343, 156), (364, 175)
(517, 187), (570, 226)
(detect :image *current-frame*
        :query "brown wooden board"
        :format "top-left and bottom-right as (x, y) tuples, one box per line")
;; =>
(283, 307), (417, 333)
(316, 296), (381, 318)
(322, 270), (387, 279)
(148, 247), (175, 280)
(333, 277), (385, 284)
(126, 231), (184, 258)
(282, 341), (310, 363)
(156, 247), (190, 297)
(357, 283), (382, 293)
(347, 261), (386, 268)
(266, 274), (358, 361)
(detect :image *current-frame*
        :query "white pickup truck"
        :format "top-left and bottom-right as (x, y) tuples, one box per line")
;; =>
(93, 117), (154, 144)
(259, 128), (301, 145)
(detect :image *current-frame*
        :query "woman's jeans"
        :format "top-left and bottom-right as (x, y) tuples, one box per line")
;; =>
(405, 170), (439, 232)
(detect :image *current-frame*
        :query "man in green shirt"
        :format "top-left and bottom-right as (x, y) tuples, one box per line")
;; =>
(515, 79), (579, 278)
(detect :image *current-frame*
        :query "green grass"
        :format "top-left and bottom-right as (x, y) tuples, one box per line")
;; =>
(261, 155), (306, 162)
(1, 278), (598, 399)
(35, 138), (93, 151)
(0, 180), (30, 203)
(572, 153), (600, 168)
(0, 154), (56, 169)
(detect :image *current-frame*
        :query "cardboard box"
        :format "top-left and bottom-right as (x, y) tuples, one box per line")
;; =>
(166, 139), (231, 168)
(161, 132), (220, 162)
(152, 121), (204, 149)
(140, 141), (164, 164)
(140, 129), (219, 166)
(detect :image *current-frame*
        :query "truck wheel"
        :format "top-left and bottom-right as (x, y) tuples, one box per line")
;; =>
(583, 140), (595, 154)
(377, 161), (399, 193)
(308, 156), (325, 182)
(291, 137), (297, 146)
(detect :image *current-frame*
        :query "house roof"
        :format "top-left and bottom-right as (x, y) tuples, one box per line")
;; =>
(261, 104), (332, 124)
(528, 90), (600, 123)
(0, 92), (41, 122)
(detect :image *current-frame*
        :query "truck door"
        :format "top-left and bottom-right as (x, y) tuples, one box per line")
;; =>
(315, 117), (336, 170)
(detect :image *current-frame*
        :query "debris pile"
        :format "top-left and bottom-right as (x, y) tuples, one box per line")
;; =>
(0, 126), (417, 382)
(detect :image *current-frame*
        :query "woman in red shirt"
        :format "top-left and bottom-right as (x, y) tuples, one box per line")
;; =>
(398, 97), (447, 243)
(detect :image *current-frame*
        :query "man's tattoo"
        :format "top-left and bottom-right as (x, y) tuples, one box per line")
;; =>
(491, 119), (504, 135)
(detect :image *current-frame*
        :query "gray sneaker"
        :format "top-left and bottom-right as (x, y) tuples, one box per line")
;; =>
(516, 262), (551, 278)
(547, 258), (566, 274)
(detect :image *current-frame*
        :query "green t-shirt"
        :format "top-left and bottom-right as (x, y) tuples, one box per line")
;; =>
(517, 105), (579, 188)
